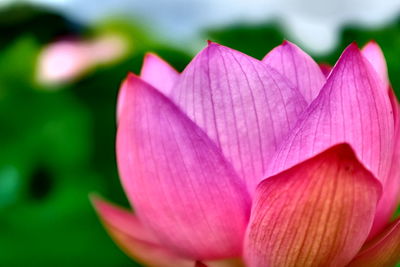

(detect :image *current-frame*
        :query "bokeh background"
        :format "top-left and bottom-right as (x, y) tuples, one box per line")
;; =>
(0, 0), (400, 266)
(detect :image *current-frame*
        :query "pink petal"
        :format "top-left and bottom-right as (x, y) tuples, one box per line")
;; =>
(197, 259), (245, 267)
(348, 218), (400, 267)
(370, 93), (400, 238)
(360, 41), (400, 238)
(117, 74), (251, 260)
(263, 40), (326, 103)
(361, 41), (389, 89)
(140, 53), (179, 95)
(389, 89), (399, 126)
(245, 144), (381, 267)
(170, 42), (308, 194)
(91, 196), (193, 267)
(267, 43), (394, 186)
(116, 54), (178, 123)
(116, 75), (130, 123)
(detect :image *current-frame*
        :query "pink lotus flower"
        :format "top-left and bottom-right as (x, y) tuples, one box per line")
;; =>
(92, 41), (400, 267)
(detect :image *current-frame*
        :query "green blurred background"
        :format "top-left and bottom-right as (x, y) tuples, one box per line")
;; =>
(0, 2), (399, 266)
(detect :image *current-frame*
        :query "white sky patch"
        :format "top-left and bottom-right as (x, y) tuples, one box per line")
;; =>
(3, 0), (400, 55)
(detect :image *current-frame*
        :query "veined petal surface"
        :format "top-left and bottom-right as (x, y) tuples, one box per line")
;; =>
(267, 43), (394, 185)
(263, 41), (326, 103)
(117, 74), (251, 260)
(170, 42), (308, 194)
(370, 96), (400, 238)
(360, 41), (400, 238)
(116, 54), (178, 123)
(140, 53), (179, 95)
(348, 218), (400, 267)
(91, 196), (193, 267)
(245, 144), (381, 267)
(362, 41), (389, 89)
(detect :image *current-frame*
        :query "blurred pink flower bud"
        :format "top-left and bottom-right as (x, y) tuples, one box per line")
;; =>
(37, 40), (90, 85)
(37, 34), (127, 86)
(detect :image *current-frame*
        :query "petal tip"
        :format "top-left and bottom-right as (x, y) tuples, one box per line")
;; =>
(334, 42), (362, 65)
(125, 72), (139, 83)
(126, 72), (145, 87)
(362, 40), (382, 52)
(347, 42), (361, 52)
(332, 143), (356, 159)
(281, 39), (289, 45)
(281, 39), (294, 47)
(89, 193), (115, 216)
(206, 40), (221, 49)
(89, 192), (101, 205)
(143, 52), (159, 62)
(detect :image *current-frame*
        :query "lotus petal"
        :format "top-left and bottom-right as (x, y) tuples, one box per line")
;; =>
(91, 196), (193, 267)
(116, 75), (130, 123)
(245, 144), (381, 267)
(117, 74), (251, 260)
(355, 41), (400, 238)
(267, 43), (394, 185)
(263, 41), (326, 103)
(140, 53), (179, 95)
(362, 41), (389, 89)
(389, 89), (399, 125)
(117, 53), (178, 122)
(170, 42), (308, 194)
(370, 93), (400, 238)
(348, 218), (400, 267)
(197, 259), (245, 267)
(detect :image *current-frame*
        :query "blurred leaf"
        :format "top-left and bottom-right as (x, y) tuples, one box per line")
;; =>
(208, 22), (284, 59)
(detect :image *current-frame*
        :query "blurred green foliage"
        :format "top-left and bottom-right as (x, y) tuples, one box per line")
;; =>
(0, 3), (399, 267)
(0, 4), (190, 266)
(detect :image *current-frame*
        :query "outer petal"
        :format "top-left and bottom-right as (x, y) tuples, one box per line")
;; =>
(370, 100), (400, 238)
(360, 41), (400, 238)
(116, 54), (178, 123)
(389, 89), (399, 125)
(362, 41), (389, 89)
(116, 75), (130, 123)
(140, 53), (179, 95)
(267, 43), (394, 185)
(170, 42), (308, 194)
(263, 40), (326, 103)
(197, 259), (245, 267)
(91, 196), (193, 267)
(360, 41), (397, 124)
(245, 144), (381, 267)
(117, 74), (251, 260)
(348, 218), (400, 267)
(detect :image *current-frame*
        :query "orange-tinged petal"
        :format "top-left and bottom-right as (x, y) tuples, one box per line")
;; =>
(245, 144), (381, 267)
(348, 218), (400, 267)
(91, 196), (193, 267)
(199, 259), (245, 267)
